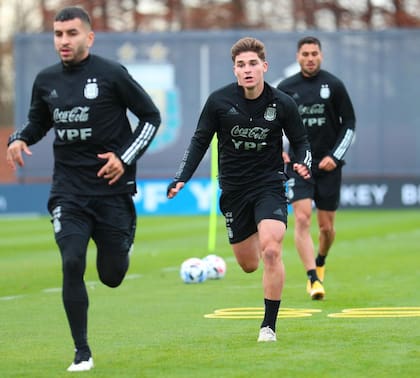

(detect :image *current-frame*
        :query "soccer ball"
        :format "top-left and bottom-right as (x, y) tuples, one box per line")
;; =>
(202, 254), (227, 279)
(180, 257), (208, 284)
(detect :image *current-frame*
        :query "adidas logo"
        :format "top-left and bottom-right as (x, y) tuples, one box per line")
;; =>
(49, 89), (58, 98)
(227, 106), (239, 115)
(273, 208), (284, 216)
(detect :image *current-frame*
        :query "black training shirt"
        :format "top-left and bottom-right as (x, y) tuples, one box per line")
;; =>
(9, 54), (161, 195)
(174, 82), (311, 191)
(277, 69), (355, 166)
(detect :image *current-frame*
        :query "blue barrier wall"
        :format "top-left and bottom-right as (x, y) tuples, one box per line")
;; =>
(1, 177), (419, 216)
(0, 179), (219, 216)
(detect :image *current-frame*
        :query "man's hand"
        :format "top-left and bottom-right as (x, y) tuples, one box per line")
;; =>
(318, 156), (337, 171)
(97, 152), (125, 185)
(167, 181), (185, 199)
(293, 163), (311, 180)
(6, 140), (32, 170)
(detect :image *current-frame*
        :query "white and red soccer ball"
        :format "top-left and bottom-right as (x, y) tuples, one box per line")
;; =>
(202, 254), (227, 280)
(180, 254), (226, 283)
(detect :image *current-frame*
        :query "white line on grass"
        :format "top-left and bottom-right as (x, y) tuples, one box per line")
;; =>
(0, 274), (143, 301)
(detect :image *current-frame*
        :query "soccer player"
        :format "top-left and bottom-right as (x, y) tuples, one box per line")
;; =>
(167, 37), (312, 342)
(277, 36), (356, 300)
(6, 6), (161, 372)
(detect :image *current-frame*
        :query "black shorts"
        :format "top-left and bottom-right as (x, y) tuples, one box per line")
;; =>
(47, 193), (136, 252)
(286, 165), (342, 211)
(219, 184), (288, 244)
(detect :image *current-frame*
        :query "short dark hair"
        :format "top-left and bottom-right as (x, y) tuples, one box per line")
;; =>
(297, 36), (321, 51)
(231, 37), (266, 62)
(54, 6), (91, 27)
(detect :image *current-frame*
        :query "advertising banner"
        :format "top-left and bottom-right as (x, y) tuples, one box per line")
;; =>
(1, 177), (419, 216)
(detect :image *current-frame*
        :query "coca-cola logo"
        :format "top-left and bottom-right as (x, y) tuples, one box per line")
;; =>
(298, 103), (325, 116)
(231, 125), (269, 140)
(53, 107), (90, 123)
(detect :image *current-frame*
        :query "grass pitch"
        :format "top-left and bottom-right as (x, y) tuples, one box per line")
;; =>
(1, 210), (419, 377)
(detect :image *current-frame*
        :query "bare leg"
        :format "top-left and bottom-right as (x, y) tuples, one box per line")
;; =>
(258, 219), (286, 300)
(231, 219), (286, 337)
(316, 209), (336, 257)
(292, 198), (316, 271)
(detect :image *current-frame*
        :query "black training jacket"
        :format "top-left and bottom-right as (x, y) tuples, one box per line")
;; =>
(174, 82), (311, 191)
(9, 54), (161, 195)
(277, 69), (355, 167)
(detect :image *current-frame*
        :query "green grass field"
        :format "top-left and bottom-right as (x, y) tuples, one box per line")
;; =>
(1, 210), (419, 377)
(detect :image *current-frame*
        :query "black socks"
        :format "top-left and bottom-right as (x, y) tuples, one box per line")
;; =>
(307, 269), (318, 283)
(316, 253), (326, 267)
(261, 298), (281, 332)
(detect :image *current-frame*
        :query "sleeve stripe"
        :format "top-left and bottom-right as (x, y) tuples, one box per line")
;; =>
(304, 150), (312, 168)
(121, 122), (156, 164)
(333, 129), (354, 160)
